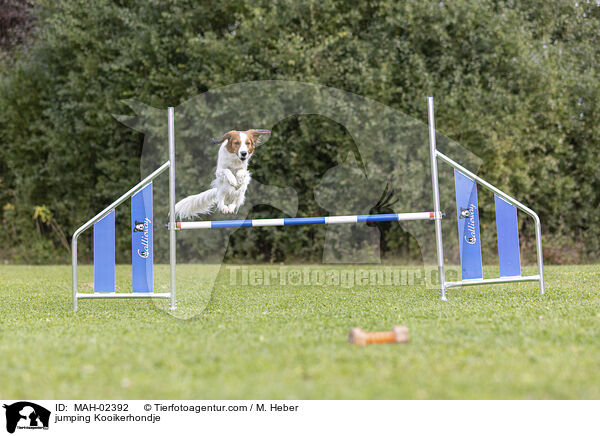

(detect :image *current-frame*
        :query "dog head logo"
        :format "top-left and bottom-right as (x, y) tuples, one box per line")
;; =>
(458, 207), (470, 219)
(3, 402), (50, 434)
(133, 220), (145, 232)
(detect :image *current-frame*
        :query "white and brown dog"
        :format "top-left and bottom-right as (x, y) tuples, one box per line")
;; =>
(175, 129), (270, 218)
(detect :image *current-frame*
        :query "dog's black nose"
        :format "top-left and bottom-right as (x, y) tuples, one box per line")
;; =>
(240, 151), (247, 157)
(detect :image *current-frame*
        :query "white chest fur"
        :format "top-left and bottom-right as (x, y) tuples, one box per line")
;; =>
(211, 142), (252, 214)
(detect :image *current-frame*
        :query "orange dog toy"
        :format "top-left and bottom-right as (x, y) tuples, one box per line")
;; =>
(348, 326), (409, 346)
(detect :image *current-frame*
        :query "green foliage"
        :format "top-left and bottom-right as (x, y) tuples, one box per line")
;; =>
(0, 0), (599, 263)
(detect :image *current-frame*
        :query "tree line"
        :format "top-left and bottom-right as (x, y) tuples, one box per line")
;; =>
(0, 0), (598, 264)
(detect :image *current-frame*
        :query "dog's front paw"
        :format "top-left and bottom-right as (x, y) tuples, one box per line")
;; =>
(236, 170), (250, 185)
(227, 174), (238, 187)
(218, 203), (236, 214)
(218, 169), (238, 187)
(225, 204), (237, 214)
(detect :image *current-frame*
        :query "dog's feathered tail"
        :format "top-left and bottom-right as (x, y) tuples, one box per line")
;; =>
(175, 188), (217, 219)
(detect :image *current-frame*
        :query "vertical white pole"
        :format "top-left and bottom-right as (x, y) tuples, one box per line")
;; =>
(72, 236), (78, 311)
(427, 97), (447, 301)
(534, 215), (545, 295)
(168, 107), (177, 310)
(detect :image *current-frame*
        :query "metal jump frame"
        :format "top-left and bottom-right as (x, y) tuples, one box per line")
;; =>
(72, 108), (177, 310)
(426, 98), (544, 300)
(71, 98), (544, 310)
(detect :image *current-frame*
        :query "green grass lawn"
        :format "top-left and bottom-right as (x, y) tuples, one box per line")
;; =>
(0, 264), (599, 399)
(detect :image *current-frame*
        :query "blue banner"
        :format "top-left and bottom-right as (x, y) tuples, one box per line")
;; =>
(131, 183), (153, 292)
(495, 195), (521, 277)
(454, 170), (483, 280)
(94, 210), (115, 293)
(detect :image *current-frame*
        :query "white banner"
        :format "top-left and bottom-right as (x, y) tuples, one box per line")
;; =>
(0, 400), (595, 436)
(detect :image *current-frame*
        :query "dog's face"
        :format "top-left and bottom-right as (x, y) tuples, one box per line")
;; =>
(221, 130), (270, 162)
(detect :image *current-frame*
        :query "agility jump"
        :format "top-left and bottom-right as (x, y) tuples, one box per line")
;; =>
(71, 98), (544, 310)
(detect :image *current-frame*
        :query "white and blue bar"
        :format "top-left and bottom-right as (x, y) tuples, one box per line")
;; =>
(176, 212), (436, 230)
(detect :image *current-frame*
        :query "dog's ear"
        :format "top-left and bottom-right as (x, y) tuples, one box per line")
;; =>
(219, 131), (237, 145)
(209, 131), (236, 145)
(247, 129), (271, 145)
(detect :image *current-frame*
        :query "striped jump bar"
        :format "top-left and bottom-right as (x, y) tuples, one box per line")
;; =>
(177, 212), (437, 230)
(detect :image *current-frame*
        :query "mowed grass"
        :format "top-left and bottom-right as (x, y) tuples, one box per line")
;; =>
(0, 264), (599, 399)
